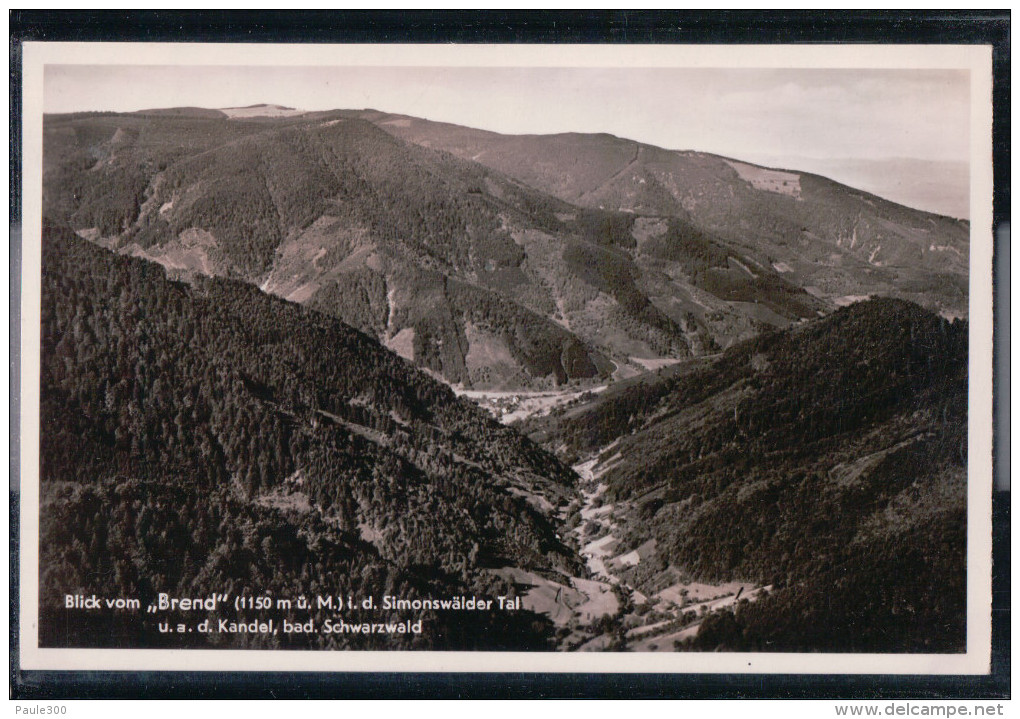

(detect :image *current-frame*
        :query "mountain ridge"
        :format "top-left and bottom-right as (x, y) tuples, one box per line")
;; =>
(43, 107), (968, 391)
(363, 109), (966, 275)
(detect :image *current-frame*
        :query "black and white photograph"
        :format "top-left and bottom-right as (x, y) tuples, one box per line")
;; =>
(16, 40), (995, 676)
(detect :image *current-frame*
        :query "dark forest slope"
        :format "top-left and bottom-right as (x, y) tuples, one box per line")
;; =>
(525, 299), (968, 652)
(39, 229), (581, 650)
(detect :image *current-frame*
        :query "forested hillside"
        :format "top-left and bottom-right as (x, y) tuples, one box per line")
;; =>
(365, 110), (970, 321)
(42, 110), (848, 389)
(526, 299), (968, 652)
(39, 228), (580, 649)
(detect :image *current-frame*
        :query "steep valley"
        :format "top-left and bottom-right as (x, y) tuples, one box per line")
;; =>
(38, 228), (691, 652)
(521, 298), (968, 652)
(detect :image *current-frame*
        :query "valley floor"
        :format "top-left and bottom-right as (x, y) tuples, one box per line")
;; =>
(453, 385), (608, 424)
(567, 455), (770, 651)
(486, 447), (769, 652)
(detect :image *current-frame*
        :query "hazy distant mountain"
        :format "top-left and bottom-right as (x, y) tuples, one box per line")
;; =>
(43, 108), (969, 391)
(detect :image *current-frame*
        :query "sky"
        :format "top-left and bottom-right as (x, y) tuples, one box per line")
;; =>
(44, 65), (970, 164)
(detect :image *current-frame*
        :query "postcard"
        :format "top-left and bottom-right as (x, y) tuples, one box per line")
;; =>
(17, 41), (994, 675)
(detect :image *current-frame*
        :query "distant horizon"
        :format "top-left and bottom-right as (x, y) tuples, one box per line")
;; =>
(44, 65), (971, 167)
(42, 99), (974, 170)
(43, 94), (972, 218)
